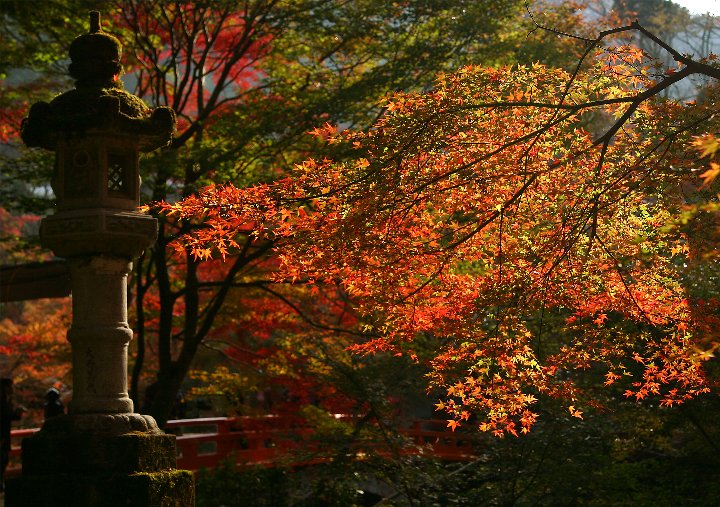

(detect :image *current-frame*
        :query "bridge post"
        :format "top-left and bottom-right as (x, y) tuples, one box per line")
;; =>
(5, 11), (193, 506)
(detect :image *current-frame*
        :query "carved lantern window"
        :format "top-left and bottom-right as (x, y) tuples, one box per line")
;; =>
(56, 135), (140, 211)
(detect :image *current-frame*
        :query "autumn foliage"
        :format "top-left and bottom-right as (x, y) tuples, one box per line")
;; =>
(0, 208), (71, 424)
(157, 27), (720, 437)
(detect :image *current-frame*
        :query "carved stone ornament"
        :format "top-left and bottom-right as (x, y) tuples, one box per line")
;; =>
(6, 12), (194, 507)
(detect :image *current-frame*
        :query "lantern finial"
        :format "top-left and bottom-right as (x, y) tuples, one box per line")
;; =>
(90, 11), (101, 33)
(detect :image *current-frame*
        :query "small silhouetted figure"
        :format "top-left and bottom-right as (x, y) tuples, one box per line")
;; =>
(44, 387), (65, 420)
(174, 390), (186, 420)
(1, 378), (23, 491)
(142, 381), (158, 414)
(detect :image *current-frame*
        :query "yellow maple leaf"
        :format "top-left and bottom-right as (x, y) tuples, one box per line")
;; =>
(447, 419), (461, 431)
(569, 406), (583, 419)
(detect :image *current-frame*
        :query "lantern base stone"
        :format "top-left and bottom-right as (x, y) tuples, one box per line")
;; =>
(6, 470), (194, 507)
(6, 414), (194, 507)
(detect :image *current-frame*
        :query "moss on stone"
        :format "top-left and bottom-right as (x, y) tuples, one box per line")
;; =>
(48, 86), (150, 119)
(130, 470), (196, 507)
(22, 430), (177, 474)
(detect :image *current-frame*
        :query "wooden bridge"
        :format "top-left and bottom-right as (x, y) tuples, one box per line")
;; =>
(7, 415), (477, 476)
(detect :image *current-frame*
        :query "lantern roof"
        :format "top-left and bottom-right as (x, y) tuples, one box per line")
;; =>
(21, 11), (176, 152)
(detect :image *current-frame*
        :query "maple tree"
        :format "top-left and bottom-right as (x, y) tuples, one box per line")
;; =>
(159, 19), (720, 436)
(123, 0), (573, 427)
(8, 0), (586, 426)
(8, 0), (714, 440)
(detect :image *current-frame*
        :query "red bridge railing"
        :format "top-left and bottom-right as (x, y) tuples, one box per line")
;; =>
(7, 415), (477, 476)
(168, 415), (478, 471)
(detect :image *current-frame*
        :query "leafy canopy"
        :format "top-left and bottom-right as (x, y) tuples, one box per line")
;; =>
(158, 18), (720, 436)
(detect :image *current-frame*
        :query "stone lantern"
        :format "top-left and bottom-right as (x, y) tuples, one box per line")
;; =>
(6, 12), (194, 506)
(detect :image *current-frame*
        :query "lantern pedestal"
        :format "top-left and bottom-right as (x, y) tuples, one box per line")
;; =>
(65, 255), (137, 415)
